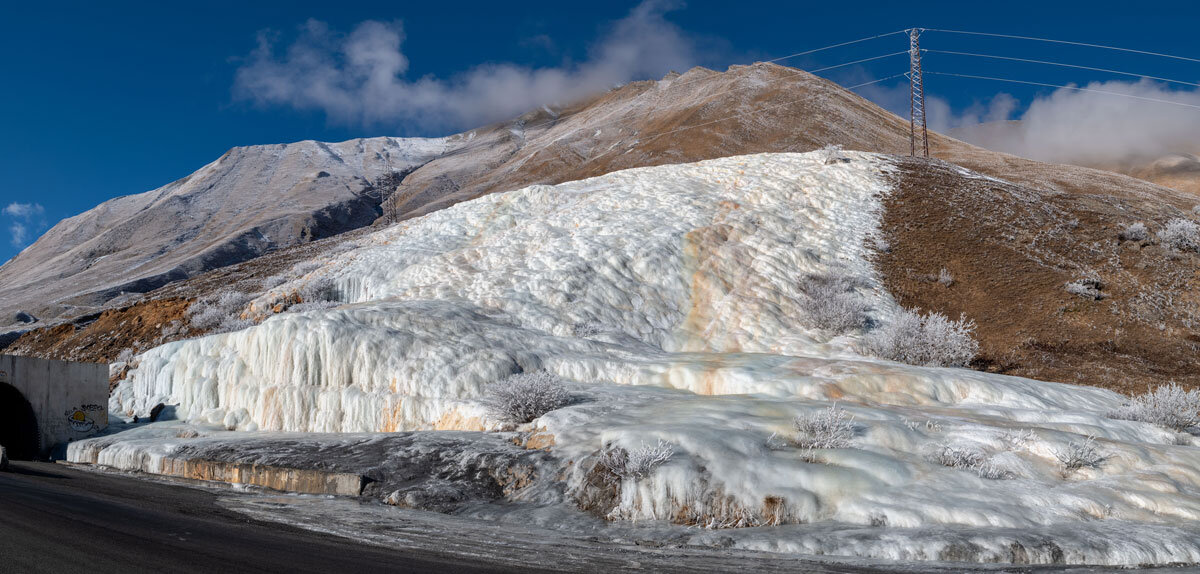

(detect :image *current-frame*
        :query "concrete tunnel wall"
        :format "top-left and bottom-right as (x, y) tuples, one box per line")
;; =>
(0, 354), (108, 458)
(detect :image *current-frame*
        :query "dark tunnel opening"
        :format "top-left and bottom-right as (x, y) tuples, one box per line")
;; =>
(0, 382), (40, 459)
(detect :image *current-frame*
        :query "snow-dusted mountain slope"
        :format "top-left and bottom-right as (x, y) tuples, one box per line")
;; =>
(99, 152), (1200, 565)
(0, 137), (452, 329)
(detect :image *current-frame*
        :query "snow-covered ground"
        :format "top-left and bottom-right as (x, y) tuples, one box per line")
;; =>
(84, 151), (1200, 566)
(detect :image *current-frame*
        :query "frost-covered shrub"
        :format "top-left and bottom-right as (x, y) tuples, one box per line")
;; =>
(937, 268), (954, 286)
(765, 431), (789, 450)
(927, 442), (1016, 479)
(299, 277), (339, 303)
(792, 405), (855, 450)
(260, 274), (288, 289)
(998, 429), (1036, 451)
(285, 301), (341, 315)
(870, 235), (891, 253)
(1108, 382), (1200, 431)
(158, 319), (185, 339)
(862, 309), (978, 367)
(572, 321), (608, 338)
(1055, 436), (1107, 474)
(927, 442), (985, 469)
(484, 371), (570, 424)
(797, 273), (871, 334)
(115, 347), (135, 364)
(1158, 218), (1200, 252)
(973, 457), (1018, 480)
(820, 143), (845, 165)
(596, 440), (675, 484)
(904, 418), (943, 432)
(1118, 222), (1148, 242)
(187, 291), (255, 334)
(1065, 278), (1105, 300)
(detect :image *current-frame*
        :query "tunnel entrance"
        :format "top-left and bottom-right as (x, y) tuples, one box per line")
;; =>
(0, 382), (40, 459)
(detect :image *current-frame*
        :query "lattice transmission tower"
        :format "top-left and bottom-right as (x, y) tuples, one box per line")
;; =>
(907, 28), (929, 158)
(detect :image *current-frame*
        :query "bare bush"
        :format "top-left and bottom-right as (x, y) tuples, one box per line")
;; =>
(1108, 382), (1200, 431)
(1065, 278), (1105, 300)
(1118, 222), (1149, 242)
(862, 309), (978, 367)
(188, 291), (255, 334)
(1158, 218), (1200, 252)
(792, 405), (855, 450)
(596, 440), (675, 484)
(797, 273), (871, 334)
(484, 371), (570, 424)
(1055, 436), (1107, 474)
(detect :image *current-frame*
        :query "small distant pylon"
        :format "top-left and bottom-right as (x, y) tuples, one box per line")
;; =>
(907, 28), (929, 158)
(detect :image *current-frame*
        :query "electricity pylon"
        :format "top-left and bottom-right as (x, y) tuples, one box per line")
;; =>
(907, 28), (929, 158)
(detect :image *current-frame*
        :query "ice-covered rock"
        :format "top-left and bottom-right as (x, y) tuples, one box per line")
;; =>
(99, 151), (1200, 565)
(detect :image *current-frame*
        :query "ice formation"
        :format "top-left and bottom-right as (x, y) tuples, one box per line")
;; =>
(94, 152), (1200, 565)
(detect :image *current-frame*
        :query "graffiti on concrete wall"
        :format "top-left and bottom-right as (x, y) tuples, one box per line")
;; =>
(65, 404), (106, 434)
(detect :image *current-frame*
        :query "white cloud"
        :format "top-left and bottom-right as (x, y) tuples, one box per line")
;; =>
(944, 80), (1200, 165)
(3, 202), (45, 248)
(233, 0), (699, 132)
(3, 202), (43, 218)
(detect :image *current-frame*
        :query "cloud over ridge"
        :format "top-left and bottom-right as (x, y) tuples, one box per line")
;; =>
(233, 1), (698, 132)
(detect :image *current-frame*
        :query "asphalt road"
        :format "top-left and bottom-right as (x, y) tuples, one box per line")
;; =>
(0, 461), (523, 574)
(0, 461), (1143, 574)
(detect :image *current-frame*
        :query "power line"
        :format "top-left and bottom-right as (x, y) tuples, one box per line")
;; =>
(638, 73), (907, 145)
(658, 30), (908, 94)
(926, 71), (1200, 111)
(445, 30), (911, 141)
(924, 49), (1200, 89)
(512, 49), (908, 137)
(383, 31), (916, 172)
(808, 51), (908, 74)
(924, 28), (1200, 65)
(762, 30), (909, 65)
(848, 74), (907, 90)
(429, 49), (910, 163)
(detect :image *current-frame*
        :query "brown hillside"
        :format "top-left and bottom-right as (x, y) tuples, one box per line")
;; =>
(882, 159), (1198, 393)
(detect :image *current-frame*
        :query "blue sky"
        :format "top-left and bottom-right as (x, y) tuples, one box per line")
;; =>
(2, 0), (1198, 263)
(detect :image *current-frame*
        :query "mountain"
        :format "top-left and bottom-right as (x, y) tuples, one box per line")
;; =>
(3, 63), (1197, 394)
(0, 137), (452, 330)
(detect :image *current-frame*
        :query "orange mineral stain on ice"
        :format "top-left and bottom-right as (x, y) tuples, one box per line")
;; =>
(432, 409), (486, 431)
(381, 398), (406, 432)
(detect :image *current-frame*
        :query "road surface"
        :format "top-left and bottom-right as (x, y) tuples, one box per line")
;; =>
(0, 461), (520, 574)
(0, 461), (1142, 574)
